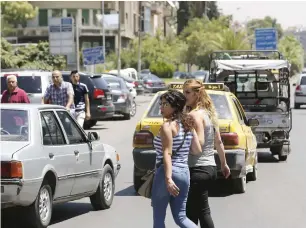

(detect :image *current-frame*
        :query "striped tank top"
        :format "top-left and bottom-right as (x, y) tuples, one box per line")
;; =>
(153, 121), (193, 167)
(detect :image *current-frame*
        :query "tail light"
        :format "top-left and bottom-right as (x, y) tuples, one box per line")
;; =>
(296, 85), (301, 91)
(134, 81), (139, 87)
(221, 132), (239, 146)
(93, 88), (105, 99)
(145, 82), (153, 86)
(1, 161), (23, 178)
(133, 131), (154, 146)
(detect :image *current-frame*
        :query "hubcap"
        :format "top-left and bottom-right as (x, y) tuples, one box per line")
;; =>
(103, 173), (113, 201)
(130, 101), (136, 116)
(39, 188), (51, 223)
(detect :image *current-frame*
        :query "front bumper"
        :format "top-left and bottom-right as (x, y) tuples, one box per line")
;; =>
(133, 148), (246, 179)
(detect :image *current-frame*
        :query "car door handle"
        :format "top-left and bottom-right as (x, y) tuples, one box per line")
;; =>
(49, 153), (54, 158)
(74, 150), (79, 155)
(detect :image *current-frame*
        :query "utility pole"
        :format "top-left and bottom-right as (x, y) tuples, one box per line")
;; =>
(137, 2), (142, 74)
(102, 1), (106, 72)
(117, 2), (121, 77)
(76, 14), (80, 71)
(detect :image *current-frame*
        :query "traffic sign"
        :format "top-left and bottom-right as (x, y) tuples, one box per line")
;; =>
(48, 17), (75, 55)
(255, 28), (278, 50)
(82, 46), (105, 66)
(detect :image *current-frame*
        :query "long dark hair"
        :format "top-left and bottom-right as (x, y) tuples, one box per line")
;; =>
(160, 89), (195, 132)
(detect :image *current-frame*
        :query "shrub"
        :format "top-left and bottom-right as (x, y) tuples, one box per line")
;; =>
(149, 61), (175, 78)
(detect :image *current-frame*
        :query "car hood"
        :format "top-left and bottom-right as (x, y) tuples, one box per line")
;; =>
(0, 141), (30, 161)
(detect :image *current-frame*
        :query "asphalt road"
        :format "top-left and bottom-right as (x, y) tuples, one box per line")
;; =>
(2, 92), (306, 228)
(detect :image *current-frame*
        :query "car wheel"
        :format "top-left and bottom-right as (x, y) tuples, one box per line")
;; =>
(247, 164), (258, 181)
(90, 164), (114, 210)
(294, 103), (300, 109)
(130, 100), (137, 117)
(27, 182), (53, 228)
(278, 155), (288, 161)
(233, 176), (246, 194)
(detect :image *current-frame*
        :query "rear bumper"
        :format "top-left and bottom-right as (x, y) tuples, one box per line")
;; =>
(295, 95), (306, 104)
(113, 101), (129, 114)
(132, 148), (246, 179)
(91, 104), (115, 120)
(1, 178), (40, 208)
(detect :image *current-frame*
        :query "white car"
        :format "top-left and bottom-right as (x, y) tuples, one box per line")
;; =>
(294, 74), (306, 109)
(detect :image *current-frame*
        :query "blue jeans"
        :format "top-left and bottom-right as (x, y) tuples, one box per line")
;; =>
(151, 164), (198, 228)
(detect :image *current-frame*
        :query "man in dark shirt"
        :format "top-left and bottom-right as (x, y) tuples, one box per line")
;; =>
(70, 70), (91, 128)
(1, 75), (30, 103)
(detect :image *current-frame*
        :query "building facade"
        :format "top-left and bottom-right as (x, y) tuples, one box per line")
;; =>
(11, 1), (177, 53)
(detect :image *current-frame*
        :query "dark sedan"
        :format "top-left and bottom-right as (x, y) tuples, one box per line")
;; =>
(141, 73), (167, 93)
(102, 75), (136, 120)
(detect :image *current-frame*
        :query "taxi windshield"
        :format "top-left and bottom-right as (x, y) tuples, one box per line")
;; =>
(0, 109), (29, 141)
(148, 93), (232, 120)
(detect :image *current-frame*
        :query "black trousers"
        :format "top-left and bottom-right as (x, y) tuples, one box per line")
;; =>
(186, 166), (217, 228)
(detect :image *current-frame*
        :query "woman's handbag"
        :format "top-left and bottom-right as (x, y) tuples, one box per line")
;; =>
(137, 132), (187, 199)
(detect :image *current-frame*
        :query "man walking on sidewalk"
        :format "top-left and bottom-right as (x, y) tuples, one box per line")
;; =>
(70, 70), (91, 128)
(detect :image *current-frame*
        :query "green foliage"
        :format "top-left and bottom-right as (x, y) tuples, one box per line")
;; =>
(246, 16), (283, 39)
(1, 38), (66, 70)
(278, 35), (304, 75)
(1, 1), (37, 36)
(149, 61), (175, 78)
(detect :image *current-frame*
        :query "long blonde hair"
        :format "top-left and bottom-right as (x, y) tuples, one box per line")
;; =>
(183, 79), (219, 128)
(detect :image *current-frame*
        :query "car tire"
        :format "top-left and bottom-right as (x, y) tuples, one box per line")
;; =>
(278, 155), (288, 161)
(294, 103), (300, 109)
(90, 164), (114, 210)
(130, 100), (137, 117)
(247, 164), (258, 181)
(233, 176), (246, 194)
(26, 182), (53, 228)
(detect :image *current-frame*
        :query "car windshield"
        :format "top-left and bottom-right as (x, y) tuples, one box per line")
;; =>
(1, 75), (42, 94)
(105, 78), (121, 90)
(1, 109), (29, 141)
(148, 93), (232, 120)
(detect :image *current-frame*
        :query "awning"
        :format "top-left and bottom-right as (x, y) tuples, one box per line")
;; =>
(212, 59), (290, 71)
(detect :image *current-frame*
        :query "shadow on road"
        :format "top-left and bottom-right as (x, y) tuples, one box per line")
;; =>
(258, 151), (279, 163)
(115, 185), (139, 196)
(1, 202), (93, 228)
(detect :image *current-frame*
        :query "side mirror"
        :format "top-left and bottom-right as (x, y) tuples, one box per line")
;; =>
(293, 83), (296, 86)
(248, 118), (259, 127)
(88, 132), (100, 141)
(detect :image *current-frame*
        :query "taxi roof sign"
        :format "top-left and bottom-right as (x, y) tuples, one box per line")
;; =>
(168, 82), (225, 91)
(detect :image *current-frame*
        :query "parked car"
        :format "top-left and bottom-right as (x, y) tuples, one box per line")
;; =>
(141, 73), (167, 93)
(102, 74), (136, 119)
(192, 70), (209, 82)
(61, 71), (115, 129)
(0, 70), (52, 103)
(0, 104), (121, 228)
(133, 82), (259, 194)
(294, 73), (306, 109)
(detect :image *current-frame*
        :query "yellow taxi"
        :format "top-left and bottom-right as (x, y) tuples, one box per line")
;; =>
(132, 82), (259, 193)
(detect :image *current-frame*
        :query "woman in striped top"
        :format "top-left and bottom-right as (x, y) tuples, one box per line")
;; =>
(151, 90), (202, 228)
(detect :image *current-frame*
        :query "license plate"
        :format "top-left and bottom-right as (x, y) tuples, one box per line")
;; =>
(256, 133), (263, 142)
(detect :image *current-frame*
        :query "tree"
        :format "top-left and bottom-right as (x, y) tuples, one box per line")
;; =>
(1, 38), (66, 70)
(278, 35), (304, 75)
(246, 16), (283, 39)
(1, 1), (37, 36)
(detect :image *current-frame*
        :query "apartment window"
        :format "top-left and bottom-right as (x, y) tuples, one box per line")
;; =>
(82, 9), (89, 25)
(133, 13), (137, 33)
(67, 9), (77, 23)
(93, 9), (101, 26)
(52, 9), (62, 17)
(38, 9), (48, 26)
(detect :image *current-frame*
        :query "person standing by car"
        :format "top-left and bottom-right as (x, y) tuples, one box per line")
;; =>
(151, 90), (202, 228)
(43, 70), (75, 116)
(183, 79), (231, 228)
(70, 70), (91, 127)
(1, 75), (30, 103)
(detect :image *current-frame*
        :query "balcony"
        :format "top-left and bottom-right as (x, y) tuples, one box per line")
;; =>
(16, 27), (49, 37)
(151, 2), (163, 15)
